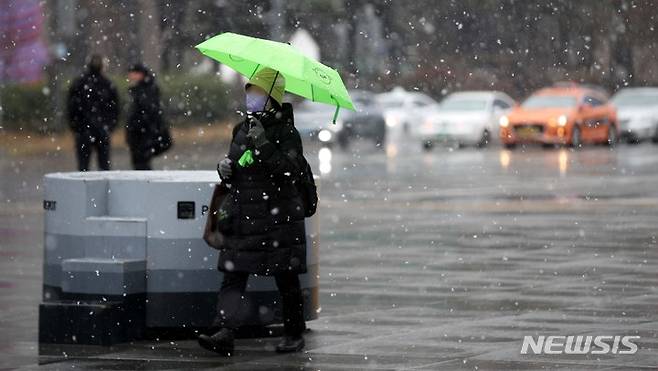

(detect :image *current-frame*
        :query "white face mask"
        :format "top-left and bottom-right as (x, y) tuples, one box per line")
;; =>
(246, 93), (268, 113)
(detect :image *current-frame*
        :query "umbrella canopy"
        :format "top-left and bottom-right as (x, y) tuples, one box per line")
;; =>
(195, 32), (355, 123)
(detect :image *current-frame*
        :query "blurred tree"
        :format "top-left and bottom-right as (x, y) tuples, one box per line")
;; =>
(28, 0), (658, 102)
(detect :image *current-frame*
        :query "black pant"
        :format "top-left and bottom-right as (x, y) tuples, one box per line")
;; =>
(128, 134), (153, 170)
(130, 150), (152, 170)
(75, 129), (111, 171)
(211, 271), (306, 337)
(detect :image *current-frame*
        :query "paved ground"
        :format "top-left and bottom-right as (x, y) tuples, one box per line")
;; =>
(1, 134), (658, 370)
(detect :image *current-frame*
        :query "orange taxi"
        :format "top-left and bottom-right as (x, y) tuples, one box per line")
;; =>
(499, 84), (618, 148)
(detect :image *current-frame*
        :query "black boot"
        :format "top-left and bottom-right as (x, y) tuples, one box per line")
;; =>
(275, 334), (305, 353)
(198, 328), (234, 356)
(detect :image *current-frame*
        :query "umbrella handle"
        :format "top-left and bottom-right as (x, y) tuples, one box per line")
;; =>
(331, 96), (340, 124)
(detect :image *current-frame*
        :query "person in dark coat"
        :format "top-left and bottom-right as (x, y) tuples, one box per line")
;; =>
(198, 68), (308, 356)
(67, 54), (119, 171)
(126, 63), (163, 170)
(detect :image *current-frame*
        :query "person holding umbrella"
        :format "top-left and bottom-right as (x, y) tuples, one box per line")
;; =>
(198, 67), (308, 355)
(195, 32), (355, 356)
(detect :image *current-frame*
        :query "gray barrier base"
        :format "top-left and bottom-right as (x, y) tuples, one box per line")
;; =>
(38, 296), (145, 346)
(39, 285), (319, 345)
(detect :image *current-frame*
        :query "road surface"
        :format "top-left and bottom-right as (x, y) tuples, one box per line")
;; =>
(1, 136), (657, 369)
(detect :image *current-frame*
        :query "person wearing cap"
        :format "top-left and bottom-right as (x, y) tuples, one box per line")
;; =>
(126, 63), (166, 170)
(66, 54), (119, 171)
(198, 68), (308, 355)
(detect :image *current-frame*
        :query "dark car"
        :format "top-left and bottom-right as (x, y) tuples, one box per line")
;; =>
(293, 90), (386, 150)
(341, 90), (386, 148)
(292, 100), (340, 146)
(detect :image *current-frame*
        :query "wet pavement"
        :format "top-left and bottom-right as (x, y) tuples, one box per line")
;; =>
(2, 135), (658, 369)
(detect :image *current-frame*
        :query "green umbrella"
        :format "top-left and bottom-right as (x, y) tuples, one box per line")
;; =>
(195, 32), (355, 124)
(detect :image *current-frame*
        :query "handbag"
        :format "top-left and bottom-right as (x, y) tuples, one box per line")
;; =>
(203, 182), (230, 250)
(296, 154), (318, 217)
(150, 118), (173, 157)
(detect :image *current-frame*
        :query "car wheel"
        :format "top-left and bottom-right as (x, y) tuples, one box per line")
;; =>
(422, 140), (433, 151)
(652, 127), (658, 144)
(503, 143), (516, 150)
(626, 133), (641, 144)
(606, 124), (618, 147)
(570, 125), (582, 149)
(338, 138), (349, 150)
(476, 129), (490, 148)
(374, 124), (386, 148)
(337, 130), (350, 150)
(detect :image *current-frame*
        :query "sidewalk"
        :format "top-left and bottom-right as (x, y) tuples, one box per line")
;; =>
(0, 123), (234, 157)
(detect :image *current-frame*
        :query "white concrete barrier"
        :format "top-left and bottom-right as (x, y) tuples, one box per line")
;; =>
(39, 170), (319, 344)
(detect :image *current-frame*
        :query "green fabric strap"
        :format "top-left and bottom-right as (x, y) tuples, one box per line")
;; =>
(238, 149), (254, 167)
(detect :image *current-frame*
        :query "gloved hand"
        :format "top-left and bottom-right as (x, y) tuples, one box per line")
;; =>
(246, 117), (269, 148)
(217, 158), (233, 179)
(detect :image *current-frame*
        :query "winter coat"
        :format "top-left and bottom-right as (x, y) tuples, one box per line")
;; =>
(67, 71), (119, 134)
(216, 103), (307, 275)
(126, 75), (163, 159)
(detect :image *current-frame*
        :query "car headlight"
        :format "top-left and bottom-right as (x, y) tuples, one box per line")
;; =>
(499, 115), (509, 128)
(386, 115), (399, 128)
(558, 115), (568, 127)
(318, 129), (332, 142)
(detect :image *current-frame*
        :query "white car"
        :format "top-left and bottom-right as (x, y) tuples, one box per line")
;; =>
(419, 91), (515, 149)
(610, 87), (658, 143)
(375, 87), (441, 138)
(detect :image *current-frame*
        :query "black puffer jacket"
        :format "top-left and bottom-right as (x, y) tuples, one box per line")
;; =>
(67, 70), (119, 134)
(217, 103), (307, 275)
(126, 74), (163, 158)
